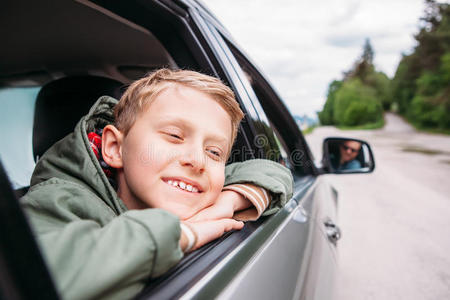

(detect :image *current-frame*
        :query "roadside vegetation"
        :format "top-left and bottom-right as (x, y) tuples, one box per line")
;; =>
(302, 125), (317, 135)
(319, 0), (449, 133)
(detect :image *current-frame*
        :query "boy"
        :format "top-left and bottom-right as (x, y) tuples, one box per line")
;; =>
(21, 69), (293, 299)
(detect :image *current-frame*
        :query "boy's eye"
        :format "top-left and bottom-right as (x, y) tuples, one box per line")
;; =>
(169, 133), (182, 139)
(207, 148), (223, 160)
(163, 131), (183, 140)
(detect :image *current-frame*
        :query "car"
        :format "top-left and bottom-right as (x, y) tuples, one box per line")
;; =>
(0, 0), (375, 299)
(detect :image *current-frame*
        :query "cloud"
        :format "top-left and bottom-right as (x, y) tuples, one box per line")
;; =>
(328, 0), (361, 26)
(205, 0), (424, 116)
(325, 34), (365, 48)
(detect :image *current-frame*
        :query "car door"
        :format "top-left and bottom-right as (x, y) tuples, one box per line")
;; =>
(0, 0), (339, 298)
(190, 11), (339, 298)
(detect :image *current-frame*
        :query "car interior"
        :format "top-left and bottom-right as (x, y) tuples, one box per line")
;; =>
(1, 0), (257, 193)
(1, 0), (177, 188)
(0, 1), (276, 297)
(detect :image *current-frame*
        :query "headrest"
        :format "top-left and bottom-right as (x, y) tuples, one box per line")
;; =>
(33, 76), (124, 160)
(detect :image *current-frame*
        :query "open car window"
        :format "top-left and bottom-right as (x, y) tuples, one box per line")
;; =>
(207, 27), (316, 176)
(0, 0), (257, 191)
(0, 1), (291, 298)
(1, 2), (347, 299)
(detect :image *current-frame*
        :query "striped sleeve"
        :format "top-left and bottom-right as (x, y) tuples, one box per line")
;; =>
(222, 183), (272, 221)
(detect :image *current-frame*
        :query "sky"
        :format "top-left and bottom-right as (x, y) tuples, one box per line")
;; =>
(205, 0), (426, 117)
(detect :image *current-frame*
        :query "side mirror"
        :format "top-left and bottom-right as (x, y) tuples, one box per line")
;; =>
(322, 137), (375, 174)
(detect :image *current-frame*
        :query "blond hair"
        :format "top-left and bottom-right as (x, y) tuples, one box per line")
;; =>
(115, 69), (244, 149)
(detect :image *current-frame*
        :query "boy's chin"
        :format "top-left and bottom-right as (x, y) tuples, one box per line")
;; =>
(159, 204), (197, 221)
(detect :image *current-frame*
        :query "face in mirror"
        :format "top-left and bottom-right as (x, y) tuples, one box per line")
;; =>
(323, 138), (375, 173)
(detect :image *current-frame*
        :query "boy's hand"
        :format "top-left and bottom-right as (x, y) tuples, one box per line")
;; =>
(180, 219), (244, 252)
(187, 190), (252, 222)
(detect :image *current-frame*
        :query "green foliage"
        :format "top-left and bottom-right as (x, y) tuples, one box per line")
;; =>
(319, 39), (386, 128)
(333, 79), (383, 126)
(367, 71), (392, 110)
(319, 1), (450, 131)
(439, 52), (450, 83)
(337, 117), (385, 130)
(391, 55), (417, 113)
(410, 94), (449, 128)
(390, 0), (450, 130)
(343, 38), (376, 82)
(318, 80), (342, 125)
(416, 71), (441, 95)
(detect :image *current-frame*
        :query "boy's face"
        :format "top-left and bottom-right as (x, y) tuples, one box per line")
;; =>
(115, 85), (232, 220)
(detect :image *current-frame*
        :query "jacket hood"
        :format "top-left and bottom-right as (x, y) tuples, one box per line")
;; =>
(30, 96), (127, 215)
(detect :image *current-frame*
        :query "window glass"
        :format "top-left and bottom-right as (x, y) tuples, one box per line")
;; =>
(0, 87), (40, 189)
(271, 127), (292, 169)
(221, 38), (297, 170)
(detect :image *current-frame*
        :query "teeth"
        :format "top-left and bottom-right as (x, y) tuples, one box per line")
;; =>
(166, 179), (199, 193)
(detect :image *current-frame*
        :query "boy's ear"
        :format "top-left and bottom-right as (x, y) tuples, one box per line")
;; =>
(102, 125), (124, 168)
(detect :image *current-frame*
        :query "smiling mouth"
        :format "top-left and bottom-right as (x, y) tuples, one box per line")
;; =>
(163, 178), (202, 193)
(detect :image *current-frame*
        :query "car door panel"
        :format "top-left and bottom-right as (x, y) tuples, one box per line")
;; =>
(295, 178), (338, 299)
(205, 176), (337, 300)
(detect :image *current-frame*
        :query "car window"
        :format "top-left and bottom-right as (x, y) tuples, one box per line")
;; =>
(217, 35), (313, 175)
(0, 2), (312, 298)
(0, 86), (40, 189)
(0, 0), (255, 190)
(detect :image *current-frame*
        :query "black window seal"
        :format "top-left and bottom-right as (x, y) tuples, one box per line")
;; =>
(0, 160), (59, 300)
(217, 38), (318, 176)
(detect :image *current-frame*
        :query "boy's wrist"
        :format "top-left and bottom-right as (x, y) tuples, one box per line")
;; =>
(222, 190), (251, 211)
(180, 223), (197, 253)
(180, 230), (188, 251)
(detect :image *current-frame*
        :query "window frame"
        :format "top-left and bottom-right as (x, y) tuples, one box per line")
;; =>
(0, 1), (318, 299)
(199, 21), (317, 176)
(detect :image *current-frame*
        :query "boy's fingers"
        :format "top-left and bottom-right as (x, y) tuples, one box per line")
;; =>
(188, 203), (234, 222)
(217, 219), (244, 231)
(186, 219), (244, 250)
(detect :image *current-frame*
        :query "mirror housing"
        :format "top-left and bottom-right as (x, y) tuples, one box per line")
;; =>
(321, 137), (375, 174)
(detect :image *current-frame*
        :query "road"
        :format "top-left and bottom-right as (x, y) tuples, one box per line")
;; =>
(305, 113), (450, 300)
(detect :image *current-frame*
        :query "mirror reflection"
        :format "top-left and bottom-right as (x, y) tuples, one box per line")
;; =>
(325, 138), (374, 173)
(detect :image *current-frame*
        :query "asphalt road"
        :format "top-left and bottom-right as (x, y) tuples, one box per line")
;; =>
(305, 113), (450, 300)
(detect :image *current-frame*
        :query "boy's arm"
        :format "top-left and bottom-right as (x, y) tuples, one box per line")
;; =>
(189, 159), (293, 222)
(222, 183), (271, 221)
(22, 183), (241, 299)
(24, 205), (182, 299)
(224, 159), (293, 217)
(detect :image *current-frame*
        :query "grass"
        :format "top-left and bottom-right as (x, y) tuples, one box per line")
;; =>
(410, 123), (450, 135)
(302, 126), (316, 135)
(401, 146), (447, 156)
(398, 114), (450, 135)
(336, 118), (385, 130)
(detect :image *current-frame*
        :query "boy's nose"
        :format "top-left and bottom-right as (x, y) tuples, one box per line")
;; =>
(179, 149), (206, 173)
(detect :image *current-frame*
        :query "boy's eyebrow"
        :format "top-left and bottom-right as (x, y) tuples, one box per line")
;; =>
(157, 117), (230, 146)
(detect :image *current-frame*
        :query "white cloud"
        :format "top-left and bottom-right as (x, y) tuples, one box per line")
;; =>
(205, 0), (425, 116)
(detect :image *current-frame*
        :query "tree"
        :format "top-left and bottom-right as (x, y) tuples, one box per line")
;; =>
(333, 79), (383, 126)
(391, 0), (450, 129)
(319, 38), (386, 126)
(318, 80), (342, 125)
(344, 38), (375, 83)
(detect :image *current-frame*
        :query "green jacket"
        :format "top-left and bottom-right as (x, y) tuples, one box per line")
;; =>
(21, 96), (293, 300)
